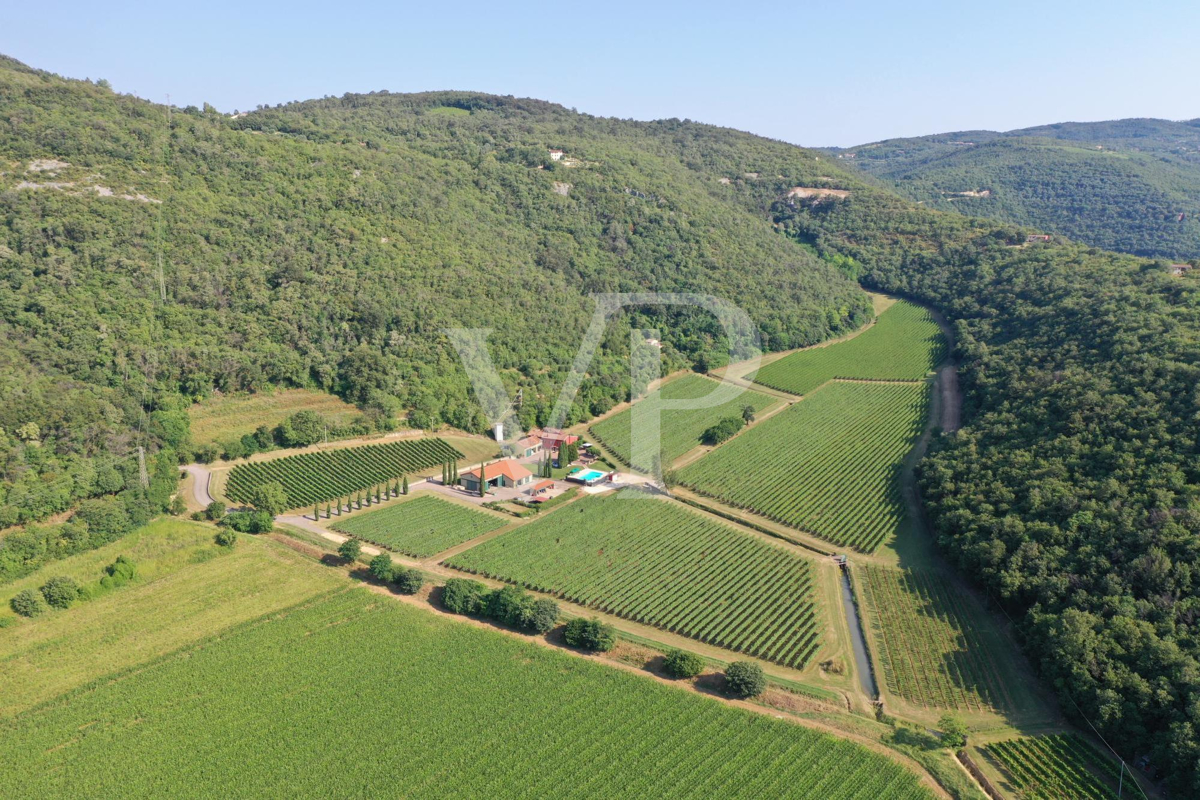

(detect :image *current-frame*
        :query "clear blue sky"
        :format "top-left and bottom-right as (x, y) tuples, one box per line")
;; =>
(3, 0), (1197, 146)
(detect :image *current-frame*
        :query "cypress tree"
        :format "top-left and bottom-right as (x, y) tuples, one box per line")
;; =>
(402, 475), (409, 495)
(314, 503), (320, 521)
(375, 485), (381, 503)
(325, 503), (331, 518)
(442, 463), (448, 484)
(478, 462), (487, 497)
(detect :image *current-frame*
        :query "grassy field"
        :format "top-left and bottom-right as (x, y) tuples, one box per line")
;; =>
(0, 587), (932, 798)
(224, 437), (464, 508)
(856, 564), (1018, 713)
(332, 494), (508, 558)
(678, 382), (929, 552)
(447, 491), (824, 669)
(754, 301), (944, 396)
(589, 374), (778, 469)
(986, 735), (1124, 799)
(188, 389), (361, 444)
(0, 519), (343, 717)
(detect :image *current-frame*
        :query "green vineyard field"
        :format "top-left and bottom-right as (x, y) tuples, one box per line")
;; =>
(677, 382), (928, 552)
(987, 734), (1123, 799)
(446, 491), (823, 669)
(224, 438), (462, 508)
(0, 589), (933, 798)
(332, 494), (508, 558)
(590, 374), (777, 469)
(754, 301), (945, 396)
(857, 564), (1012, 712)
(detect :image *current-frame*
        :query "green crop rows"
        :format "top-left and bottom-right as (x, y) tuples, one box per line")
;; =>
(678, 382), (928, 552)
(0, 588), (932, 798)
(590, 374), (777, 469)
(447, 491), (823, 668)
(988, 734), (1122, 799)
(754, 300), (944, 396)
(333, 494), (507, 558)
(225, 438), (462, 508)
(858, 564), (1012, 712)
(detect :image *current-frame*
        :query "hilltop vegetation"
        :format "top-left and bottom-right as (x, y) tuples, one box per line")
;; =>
(0, 56), (869, 529)
(834, 118), (1200, 258)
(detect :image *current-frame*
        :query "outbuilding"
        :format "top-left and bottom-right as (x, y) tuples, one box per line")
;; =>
(460, 459), (533, 493)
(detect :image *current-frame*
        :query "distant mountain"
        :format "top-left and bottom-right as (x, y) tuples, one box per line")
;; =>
(831, 118), (1200, 258)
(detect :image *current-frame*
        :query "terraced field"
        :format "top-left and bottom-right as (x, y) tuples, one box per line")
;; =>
(678, 382), (928, 552)
(446, 491), (823, 668)
(590, 374), (777, 469)
(0, 588), (933, 798)
(225, 438), (462, 507)
(754, 300), (944, 396)
(332, 494), (507, 558)
(987, 735), (1123, 799)
(857, 564), (1012, 712)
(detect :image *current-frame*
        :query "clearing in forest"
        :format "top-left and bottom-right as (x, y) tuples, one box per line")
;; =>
(986, 734), (1125, 800)
(332, 494), (507, 558)
(677, 381), (928, 552)
(224, 438), (463, 508)
(0, 588), (933, 798)
(188, 389), (361, 445)
(856, 564), (1014, 712)
(589, 374), (778, 469)
(446, 491), (823, 669)
(754, 300), (944, 396)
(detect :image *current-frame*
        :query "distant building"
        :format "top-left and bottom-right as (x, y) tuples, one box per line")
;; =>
(1025, 234), (1052, 243)
(515, 435), (543, 458)
(536, 428), (580, 452)
(460, 459), (533, 493)
(1170, 263), (1193, 276)
(549, 149), (564, 161)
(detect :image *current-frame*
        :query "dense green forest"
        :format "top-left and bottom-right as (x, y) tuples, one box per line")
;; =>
(0, 55), (868, 528)
(833, 118), (1200, 258)
(3, 53), (1200, 793)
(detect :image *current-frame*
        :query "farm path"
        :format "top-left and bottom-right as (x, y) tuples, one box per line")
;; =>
(183, 464), (215, 508)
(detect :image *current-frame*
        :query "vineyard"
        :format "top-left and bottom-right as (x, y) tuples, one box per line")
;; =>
(987, 735), (1123, 799)
(590, 374), (777, 469)
(0, 588), (933, 798)
(332, 495), (508, 558)
(677, 382), (928, 552)
(224, 438), (462, 507)
(754, 301), (944, 396)
(857, 564), (1012, 712)
(446, 491), (823, 668)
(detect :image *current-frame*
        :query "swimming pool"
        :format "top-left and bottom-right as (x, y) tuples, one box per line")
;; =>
(567, 468), (608, 484)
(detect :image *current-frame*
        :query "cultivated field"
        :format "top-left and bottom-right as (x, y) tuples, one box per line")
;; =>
(224, 438), (463, 507)
(188, 389), (361, 444)
(0, 520), (343, 717)
(857, 564), (1012, 712)
(987, 735), (1123, 799)
(590, 374), (778, 469)
(0, 588), (933, 798)
(332, 494), (508, 558)
(754, 301), (944, 396)
(446, 491), (823, 669)
(678, 382), (928, 552)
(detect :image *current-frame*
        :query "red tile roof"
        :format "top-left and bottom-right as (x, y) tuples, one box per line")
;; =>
(462, 459), (532, 483)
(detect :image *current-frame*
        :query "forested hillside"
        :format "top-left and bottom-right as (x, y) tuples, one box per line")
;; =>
(833, 118), (1200, 258)
(0, 55), (868, 527)
(4, 53), (1200, 794)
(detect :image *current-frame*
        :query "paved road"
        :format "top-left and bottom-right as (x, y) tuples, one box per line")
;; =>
(182, 464), (215, 507)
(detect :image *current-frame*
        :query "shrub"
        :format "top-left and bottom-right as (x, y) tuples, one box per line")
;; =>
(10, 588), (44, 617)
(563, 617), (616, 652)
(724, 661), (766, 698)
(369, 553), (394, 582)
(700, 415), (745, 446)
(442, 578), (488, 615)
(99, 555), (137, 589)
(485, 585), (532, 627)
(338, 538), (362, 563)
(40, 576), (82, 610)
(938, 715), (968, 749)
(521, 598), (560, 634)
(214, 528), (238, 547)
(169, 495), (188, 516)
(204, 501), (226, 521)
(394, 568), (424, 595)
(663, 649), (705, 679)
(220, 510), (273, 533)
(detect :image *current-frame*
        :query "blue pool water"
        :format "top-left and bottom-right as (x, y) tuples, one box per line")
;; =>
(568, 468), (606, 482)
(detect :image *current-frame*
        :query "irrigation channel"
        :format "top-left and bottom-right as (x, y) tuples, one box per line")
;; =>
(839, 565), (879, 700)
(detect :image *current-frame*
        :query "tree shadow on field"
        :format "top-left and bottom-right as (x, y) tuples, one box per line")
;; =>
(887, 726), (942, 751)
(693, 672), (730, 698)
